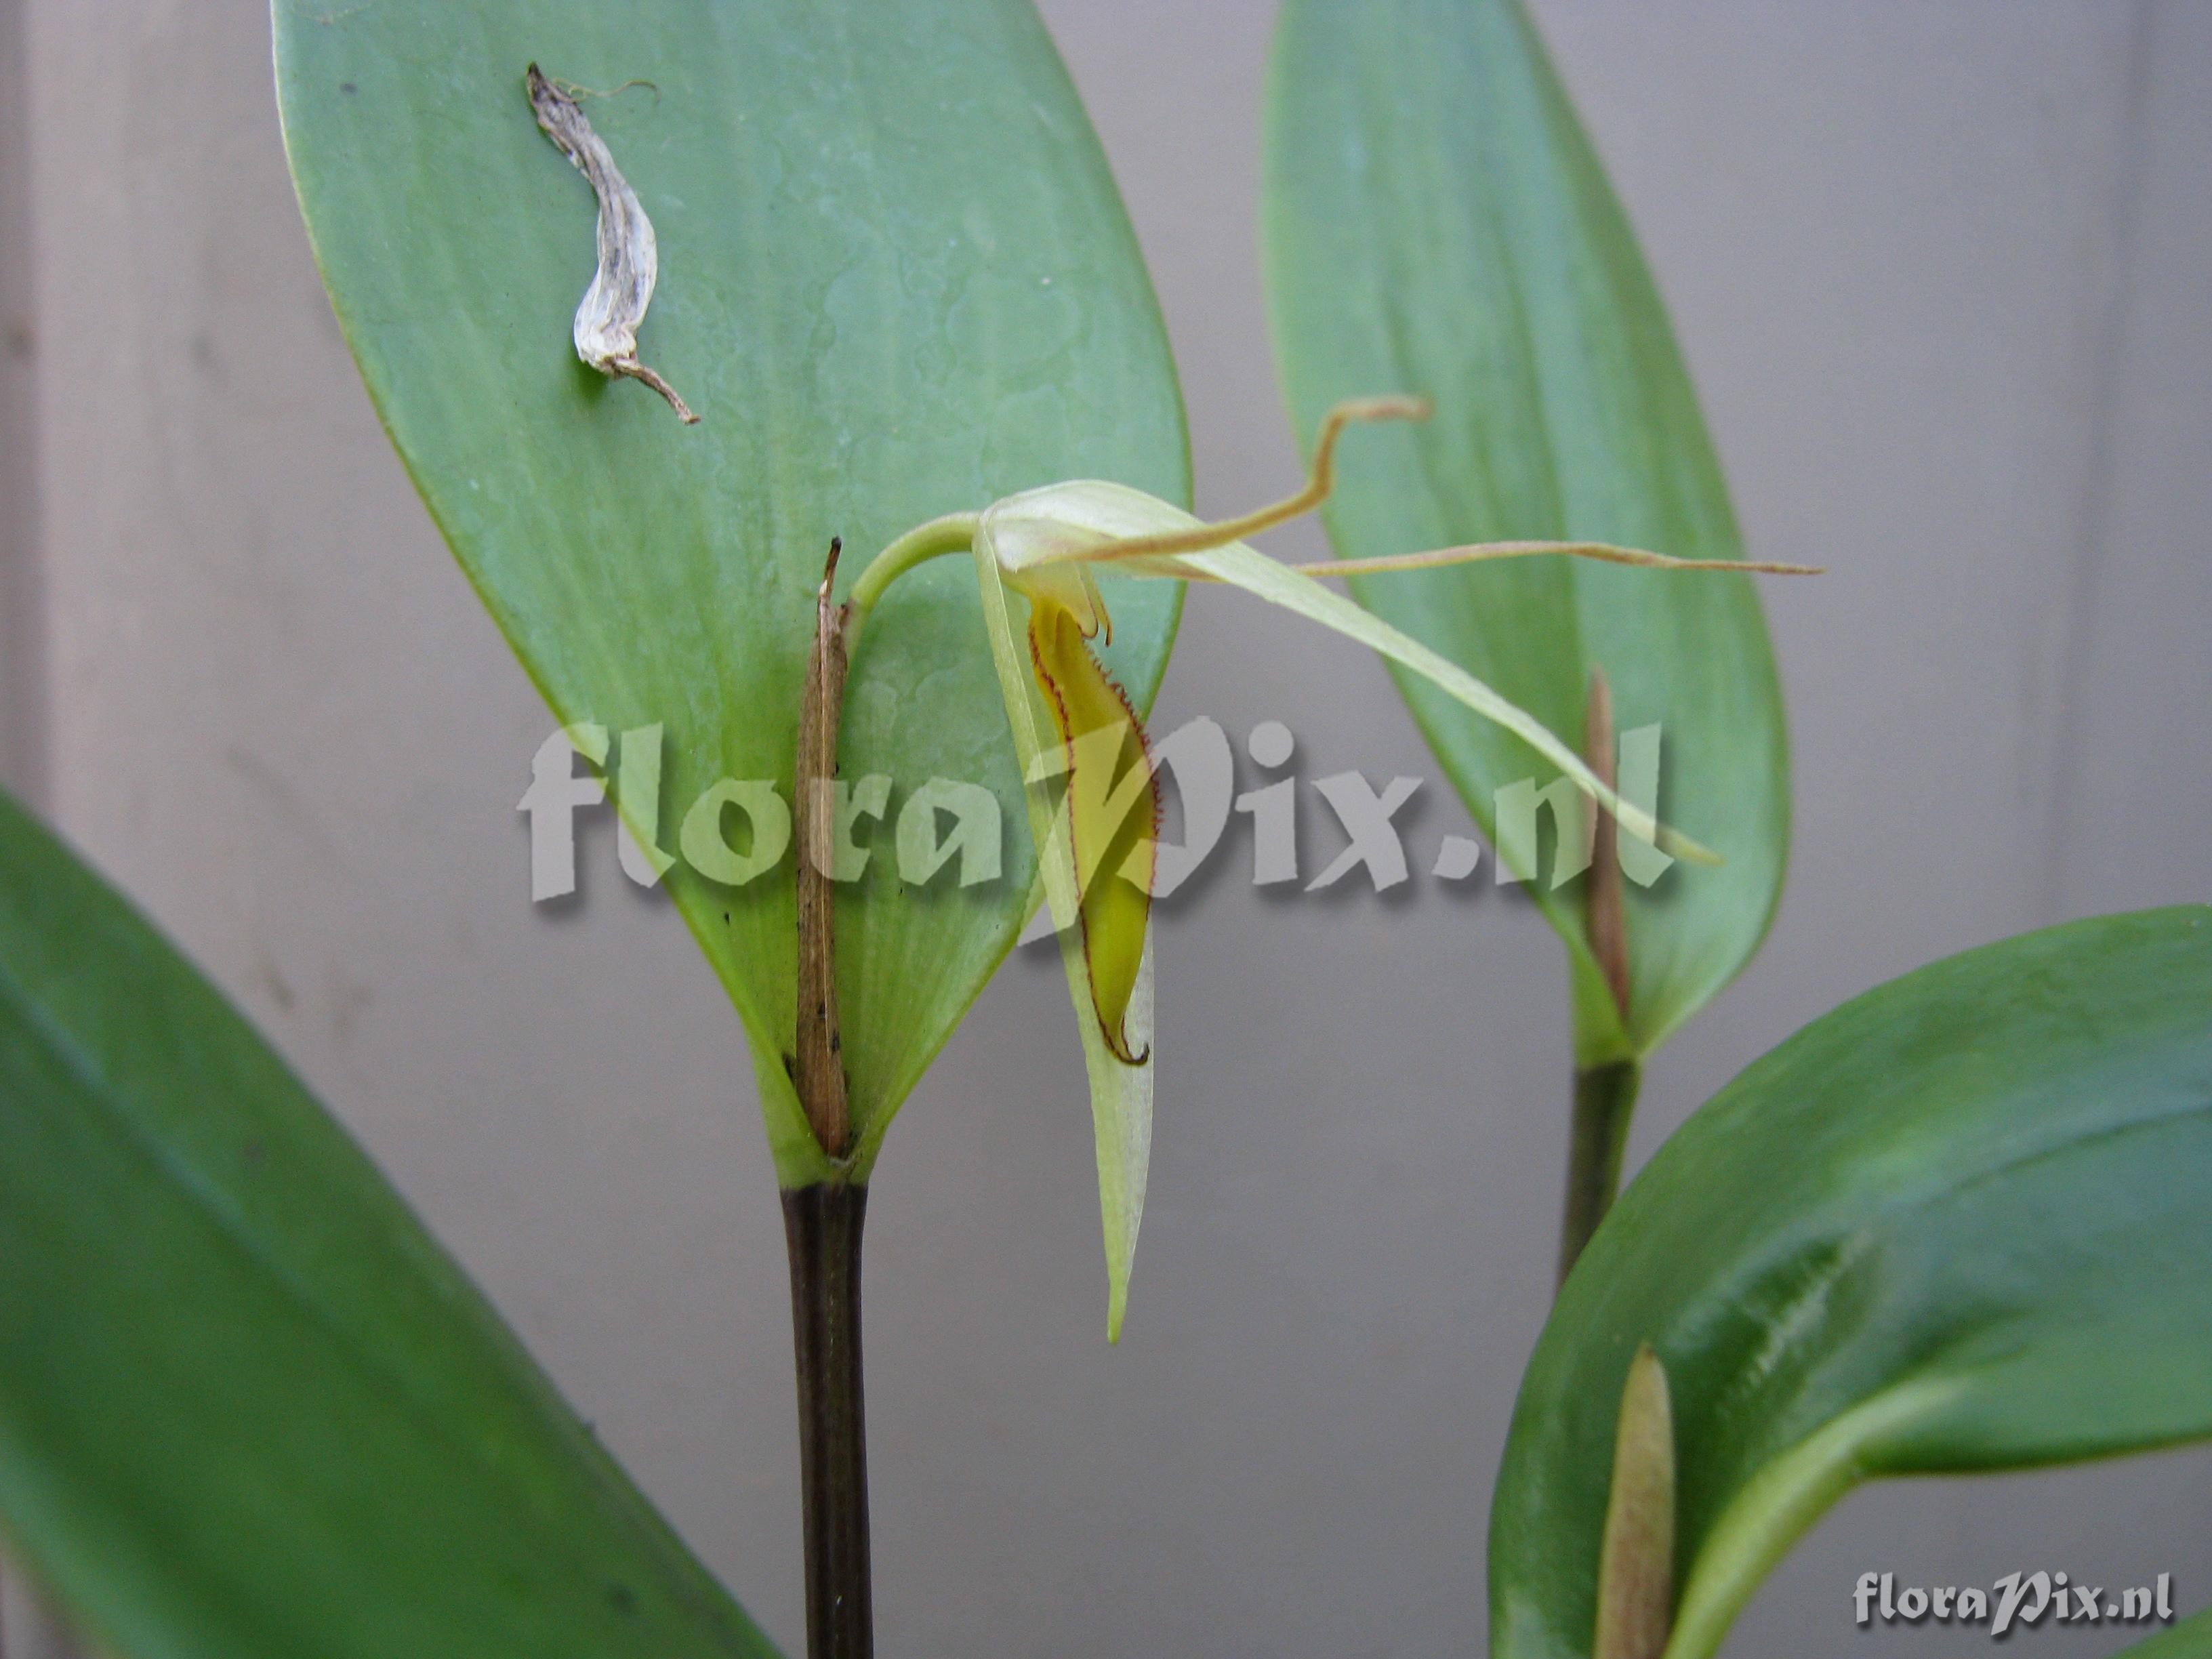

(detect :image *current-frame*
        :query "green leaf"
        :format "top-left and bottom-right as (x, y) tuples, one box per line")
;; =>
(0, 790), (779, 1659)
(1263, 0), (1786, 1063)
(275, 0), (1187, 1185)
(1490, 907), (2212, 1659)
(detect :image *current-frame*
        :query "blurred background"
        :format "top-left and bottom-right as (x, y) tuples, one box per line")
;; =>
(2, 2), (2209, 1656)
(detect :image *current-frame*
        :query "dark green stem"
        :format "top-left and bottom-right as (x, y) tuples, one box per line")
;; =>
(782, 1184), (872, 1659)
(1556, 1059), (1641, 1288)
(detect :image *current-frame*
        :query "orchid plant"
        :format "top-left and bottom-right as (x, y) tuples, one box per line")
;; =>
(0, 9), (2201, 1659)
(518, 24), (1806, 1340)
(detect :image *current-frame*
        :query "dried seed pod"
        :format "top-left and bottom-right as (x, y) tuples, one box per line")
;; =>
(525, 64), (698, 424)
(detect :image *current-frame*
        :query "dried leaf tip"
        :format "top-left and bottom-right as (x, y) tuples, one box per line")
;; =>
(1593, 1345), (1675, 1659)
(525, 64), (699, 425)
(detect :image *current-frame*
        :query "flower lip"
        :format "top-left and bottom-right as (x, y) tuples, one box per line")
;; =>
(1025, 592), (1155, 1066)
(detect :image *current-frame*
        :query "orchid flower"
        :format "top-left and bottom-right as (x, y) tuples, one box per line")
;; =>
(843, 398), (1814, 1337)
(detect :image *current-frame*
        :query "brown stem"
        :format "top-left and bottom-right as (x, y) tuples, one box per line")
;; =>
(782, 1185), (872, 1659)
(1557, 1057), (1641, 1287)
(785, 539), (871, 1659)
(1558, 669), (1639, 1288)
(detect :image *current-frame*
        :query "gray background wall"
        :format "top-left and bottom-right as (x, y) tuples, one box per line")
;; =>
(2, 2), (2208, 1656)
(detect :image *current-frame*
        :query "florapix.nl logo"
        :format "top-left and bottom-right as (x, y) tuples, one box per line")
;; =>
(516, 714), (1677, 907)
(1854, 1570), (2175, 1638)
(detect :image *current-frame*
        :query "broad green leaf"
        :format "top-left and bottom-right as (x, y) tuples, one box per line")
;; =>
(1490, 907), (2212, 1659)
(276, 0), (1187, 1185)
(0, 790), (779, 1659)
(1263, 0), (1786, 1063)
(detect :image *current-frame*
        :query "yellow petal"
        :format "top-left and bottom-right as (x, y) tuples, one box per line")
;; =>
(1028, 595), (1157, 1065)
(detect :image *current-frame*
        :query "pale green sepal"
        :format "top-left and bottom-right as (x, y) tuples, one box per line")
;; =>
(972, 529), (1154, 1340)
(984, 481), (1707, 863)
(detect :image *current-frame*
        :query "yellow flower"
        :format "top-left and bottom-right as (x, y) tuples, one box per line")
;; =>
(844, 400), (1811, 1336)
